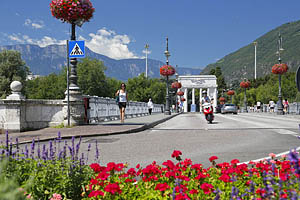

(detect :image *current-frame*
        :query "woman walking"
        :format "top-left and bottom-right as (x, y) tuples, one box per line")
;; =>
(116, 83), (128, 123)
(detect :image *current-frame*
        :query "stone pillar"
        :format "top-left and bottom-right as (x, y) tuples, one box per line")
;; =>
(63, 91), (85, 126)
(192, 88), (195, 104)
(4, 81), (26, 132)
(213, 88), (217, 111)
(184, 88), (188, 112)
(200, 88), (203, 113)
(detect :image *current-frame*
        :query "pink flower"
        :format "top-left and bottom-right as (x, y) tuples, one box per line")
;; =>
(50, 193), (62, 200)
(269, 153), (276, 159)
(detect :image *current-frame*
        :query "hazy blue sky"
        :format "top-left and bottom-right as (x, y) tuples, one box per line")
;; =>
(1, 0), (300, 69)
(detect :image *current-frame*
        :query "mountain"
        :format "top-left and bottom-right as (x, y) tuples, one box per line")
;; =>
(0, 44), (202, 81)
(201, 20), (300, 83)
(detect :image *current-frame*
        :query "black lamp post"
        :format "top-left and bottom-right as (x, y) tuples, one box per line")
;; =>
(69, 22), (81, 92)
(175, 71), (179, 113)
(164, 37), (171, 115)
(276, 33), (284, 115)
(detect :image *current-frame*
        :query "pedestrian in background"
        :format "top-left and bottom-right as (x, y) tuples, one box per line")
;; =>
(269, 100), (275, 112)
(147, 98), (154, 115)
(115, 83), (128, 123)
(283, 98), (289, 114)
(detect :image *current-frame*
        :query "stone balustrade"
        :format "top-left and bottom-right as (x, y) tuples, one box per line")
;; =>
(85, 95), (163, 123)
(0, 81), (164, 132)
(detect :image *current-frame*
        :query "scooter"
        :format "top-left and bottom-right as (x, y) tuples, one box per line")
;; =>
(203, 102), (214, 124)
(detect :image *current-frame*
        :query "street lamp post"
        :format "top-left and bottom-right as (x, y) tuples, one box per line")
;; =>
(276, 33), (284, 115)
(145, 44), (149, 78)
(164, 37), (171, 115)
(254, 42), (257, 80)
(175, 69), (179, 113)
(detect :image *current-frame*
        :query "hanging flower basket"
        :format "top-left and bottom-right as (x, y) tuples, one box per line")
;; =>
(50, 0), (95, 24)
(160, 65), (175, 76)
(219, 97), (226, 102)
(240, 80), (251, 89)
(227, 90), (235, 96)
(171, 82), (182, 89)
(177, 91), (184, 96)
(272, 63), (288, 75)
(181, 97), (186, 102)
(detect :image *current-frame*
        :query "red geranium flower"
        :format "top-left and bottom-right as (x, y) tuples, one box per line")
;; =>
(90, 163), (101, 173)
(160, 65), (175, 76)
(189, 189), (198, 194)
(219, 174), (231, 182)
(231, 159), (240, 165)
(50, 0), (95, 24)
(155, 183), (170, 191)
(200, 183), (214, 194)
(209, 156), (218, 162)
(104, 183), (122, 195)
(171, 150), (182, 158)
(88, 190), (104, 198)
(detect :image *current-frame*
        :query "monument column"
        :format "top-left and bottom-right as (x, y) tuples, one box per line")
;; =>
(184, 88), (188, 112)
(213, 87), (217, 110)
(192, 88), (195, 104)
(199, 88), (203, 113)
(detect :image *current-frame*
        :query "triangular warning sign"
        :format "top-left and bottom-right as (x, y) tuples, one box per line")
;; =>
(70, 43), (84, 56)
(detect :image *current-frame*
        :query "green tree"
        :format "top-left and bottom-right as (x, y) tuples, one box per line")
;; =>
(127, 73), (165, 104)
(25, 73), (66, 99)
(77, 57), (109, 97)
(25, 57), (115, 99)
(0, 50), (29, 98)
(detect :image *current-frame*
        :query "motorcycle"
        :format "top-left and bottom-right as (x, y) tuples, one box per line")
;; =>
(203, 102), (214, 124)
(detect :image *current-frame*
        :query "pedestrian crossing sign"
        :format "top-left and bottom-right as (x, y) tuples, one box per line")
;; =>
(69, 41), (85, 58)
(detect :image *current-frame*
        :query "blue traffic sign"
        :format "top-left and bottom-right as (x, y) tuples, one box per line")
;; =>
(69, 41), (85, 58)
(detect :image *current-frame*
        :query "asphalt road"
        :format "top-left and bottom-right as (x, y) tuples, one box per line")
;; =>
(21, 112), (300, 169)
(80, 112), (300, 168)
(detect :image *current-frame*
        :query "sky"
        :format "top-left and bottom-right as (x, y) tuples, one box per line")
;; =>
(1, 0), (300, 69)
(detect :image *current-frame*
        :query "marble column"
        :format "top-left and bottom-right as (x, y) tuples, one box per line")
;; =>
(184, 88), (188, 112)
(200, 88), (203, 113)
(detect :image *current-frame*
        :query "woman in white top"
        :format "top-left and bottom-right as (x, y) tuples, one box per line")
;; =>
(116, 83), (128, 123)
(147, 98), (154, 115)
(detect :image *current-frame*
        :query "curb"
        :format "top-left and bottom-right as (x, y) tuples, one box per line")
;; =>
(18, 113), (181, 144)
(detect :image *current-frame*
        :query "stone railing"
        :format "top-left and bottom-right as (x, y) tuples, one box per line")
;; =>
(246, 102), (300, 114)
(85, 95), (163, 123)
(0, 81), (164, 132)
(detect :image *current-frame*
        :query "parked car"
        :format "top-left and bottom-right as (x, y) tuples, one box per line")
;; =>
(216, 104), (223, 113)
(221, 104), (238, 114)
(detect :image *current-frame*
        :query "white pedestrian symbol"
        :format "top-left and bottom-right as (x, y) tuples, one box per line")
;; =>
(70, 43), (84, 56)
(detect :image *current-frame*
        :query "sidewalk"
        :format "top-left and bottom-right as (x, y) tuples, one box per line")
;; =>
(0, 113), (179, 144)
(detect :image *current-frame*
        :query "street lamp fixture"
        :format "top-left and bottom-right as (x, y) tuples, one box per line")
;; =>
(275, 33), (286, 115)
(145, 44), (149, 78)
(159, 37), (175, 115)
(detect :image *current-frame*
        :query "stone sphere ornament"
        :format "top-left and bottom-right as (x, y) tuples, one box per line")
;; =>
(10, 81), (23, 92)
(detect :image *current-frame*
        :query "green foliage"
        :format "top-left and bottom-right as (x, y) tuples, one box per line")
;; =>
(127, 73), (165, 104)
(0, 159), (26, 200)
(233, 72), (298, 106)
(201, 20), (300, 84)
(0, 50), (29, 98)
(25, 57), (122, 99)
(210, 66), (227, 99)
(25, 73), (66, 99)
(2, 154), (93, 200)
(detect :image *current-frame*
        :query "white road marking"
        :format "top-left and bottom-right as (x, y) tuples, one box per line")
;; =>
(241, 146), (300, 165)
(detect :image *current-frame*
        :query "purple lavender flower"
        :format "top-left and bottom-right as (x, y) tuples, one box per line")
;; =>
(95, 140), (99, 162)
(24, 145), (29, 159)
(30, 139), (35, 159)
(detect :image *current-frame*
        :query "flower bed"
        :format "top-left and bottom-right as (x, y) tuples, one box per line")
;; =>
(83, 150), (300, 199)
(1, 133), (300, 199)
